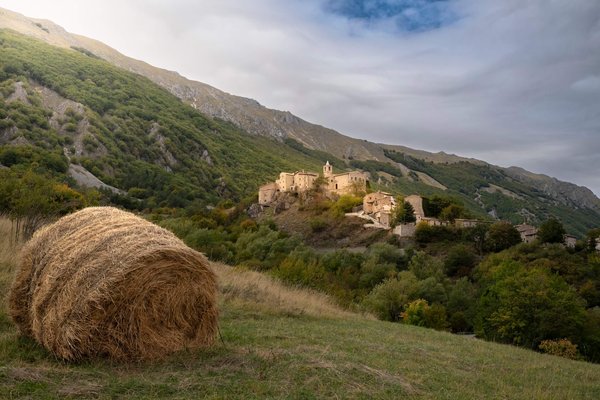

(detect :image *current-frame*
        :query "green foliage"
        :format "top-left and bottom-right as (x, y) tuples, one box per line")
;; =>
(330, 194), (363, 217)
(408, 251), (444, 281)
(309, 217), (328, 232)
(538, 217), (566, 244)
(444, 244), (477, 277)
(402, 299), (449, 331)
(475, 261), (586, 349)
(0, 168), (86, 238)
(485, 221), (522, 252)
(391, 200), (416, 227)
(439, 204), (466, 222)
(414, 222), (462, 243)
(581, 307), (600, 363)
(538, 338), (579, 360)
(363, 272), (419, 321)
(235, 225), (303, 270)
(447, 278), (477, 332)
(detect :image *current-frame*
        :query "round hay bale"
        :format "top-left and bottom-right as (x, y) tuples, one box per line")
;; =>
(8, 207), (218, 361)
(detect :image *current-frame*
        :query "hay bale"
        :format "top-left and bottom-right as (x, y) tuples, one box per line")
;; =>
(8, 207), (218, 361)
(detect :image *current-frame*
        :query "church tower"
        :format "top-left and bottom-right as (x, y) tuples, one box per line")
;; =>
(323, 161), (333, 177)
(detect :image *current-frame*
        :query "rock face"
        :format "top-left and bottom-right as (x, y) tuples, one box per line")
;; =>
(68, 164), (123, 194)
(505, 167), (600, 211)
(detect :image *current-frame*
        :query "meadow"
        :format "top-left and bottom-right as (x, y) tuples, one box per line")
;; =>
(1, 217), (600, 399)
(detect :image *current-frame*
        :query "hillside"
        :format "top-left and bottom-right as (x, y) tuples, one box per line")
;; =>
(0, 29), (337, 207)
(1, 221), (599, 399)
(0, 9), (599, 235)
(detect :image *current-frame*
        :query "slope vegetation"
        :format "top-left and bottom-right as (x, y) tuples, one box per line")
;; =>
(0, 21), (599, 234)
(1, 6), (598, 216)
(0, 219), (599, 399)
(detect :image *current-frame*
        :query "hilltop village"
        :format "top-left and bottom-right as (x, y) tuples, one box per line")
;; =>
(258, 162), (582, 245)
(259, 162), (480, 236)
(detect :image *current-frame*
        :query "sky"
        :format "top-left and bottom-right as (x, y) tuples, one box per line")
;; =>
(2, 0), (599, 195)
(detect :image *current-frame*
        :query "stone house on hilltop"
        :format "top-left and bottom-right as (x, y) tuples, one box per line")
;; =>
(363, 191), (396, 227)
(258, 162), (368, 205)
(516, 224), (538, 243)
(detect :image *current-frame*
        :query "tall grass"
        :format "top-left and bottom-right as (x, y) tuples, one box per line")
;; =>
(213, 262), (363, 320)
(0, 217), (21, 313)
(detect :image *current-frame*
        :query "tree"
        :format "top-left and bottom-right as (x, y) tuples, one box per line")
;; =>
(444, 244), (477, 277)
(408, 251), (444, 281)
(485, 221), (521, 252)
(0, 169), (85, 239)
(538, 217), (566, 244)
(439, 204), (464, 223)
(402, 299), (449, 331)
(475, 261), (586, 349)
(391, 200), (416, 227)
(363, 271), (419, 321)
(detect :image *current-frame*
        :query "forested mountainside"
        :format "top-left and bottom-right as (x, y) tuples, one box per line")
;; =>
(1, 6), (598, 210)
(0, 26), (599, 235)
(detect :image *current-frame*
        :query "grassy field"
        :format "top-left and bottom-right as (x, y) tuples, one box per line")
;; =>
(1, 217), (600, 399)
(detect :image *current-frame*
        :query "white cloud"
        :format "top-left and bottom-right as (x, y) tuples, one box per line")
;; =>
(1, 0), (599, 195)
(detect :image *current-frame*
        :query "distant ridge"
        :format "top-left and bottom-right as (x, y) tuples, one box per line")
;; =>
(0, 6), (598, 235)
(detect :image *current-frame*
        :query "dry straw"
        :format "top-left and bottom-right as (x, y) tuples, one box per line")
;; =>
(9, 207), (218, 362)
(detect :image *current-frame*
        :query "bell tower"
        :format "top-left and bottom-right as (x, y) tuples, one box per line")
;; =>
(323, 161), (333, 177)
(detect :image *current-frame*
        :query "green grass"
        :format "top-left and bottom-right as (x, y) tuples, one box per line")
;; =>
(1, 301), (600, 399)
(1, 236), (600, 399)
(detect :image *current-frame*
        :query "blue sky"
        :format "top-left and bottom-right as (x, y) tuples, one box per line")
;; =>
(324, 0), (458, 32)
(1, 0), (599, 196)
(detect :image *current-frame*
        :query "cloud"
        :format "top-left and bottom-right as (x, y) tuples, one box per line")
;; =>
(0, 0), (599, 195)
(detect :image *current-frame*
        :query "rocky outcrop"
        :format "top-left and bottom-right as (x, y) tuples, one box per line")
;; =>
(68, 164), (123, 194)
(505, 167), (600, 210)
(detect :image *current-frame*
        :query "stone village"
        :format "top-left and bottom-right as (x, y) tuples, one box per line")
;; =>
(258, 162), (581, 245)
(258, 162), (479, 238)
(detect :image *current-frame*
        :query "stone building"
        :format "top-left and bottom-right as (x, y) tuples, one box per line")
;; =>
(322, 161), (369, 196)
(258, 162), (368, 205)
(516, 224), (538, 243)
(363, 191), (395, 214)
(258, 182), (278, 206)
(405, 195), (426, 221)
(564, 234), (577, 248)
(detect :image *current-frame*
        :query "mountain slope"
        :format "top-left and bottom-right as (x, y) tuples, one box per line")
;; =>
(0, 8), (599, 235)
(0, 30), (338, 207)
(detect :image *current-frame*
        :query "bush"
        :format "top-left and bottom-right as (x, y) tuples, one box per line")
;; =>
(485, 221), (521, 252)
(363, 272), (419, 322)
(330, 195), (363, 217)
(414, 222), (457, 243)
(309, 217), (328, 233)
(401, 299), (449, 331)
(538, 217), (566, 244)
(444, 244), (477, 277)
(538, 339), (579, 360)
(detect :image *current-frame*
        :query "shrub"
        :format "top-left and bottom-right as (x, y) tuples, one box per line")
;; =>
(485, 221), (521, 252)
(401, 299), (449, 331)
(330, 195), (363, 217)
(402, 299), (429, 327)
(538, 339), (579, 360)
(363, 272), (419, 322)
(444, 244), (477, 277)
(538, 218), (566, 244)
(409, 251), (444, 281)
(309, 217), (328, 233)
